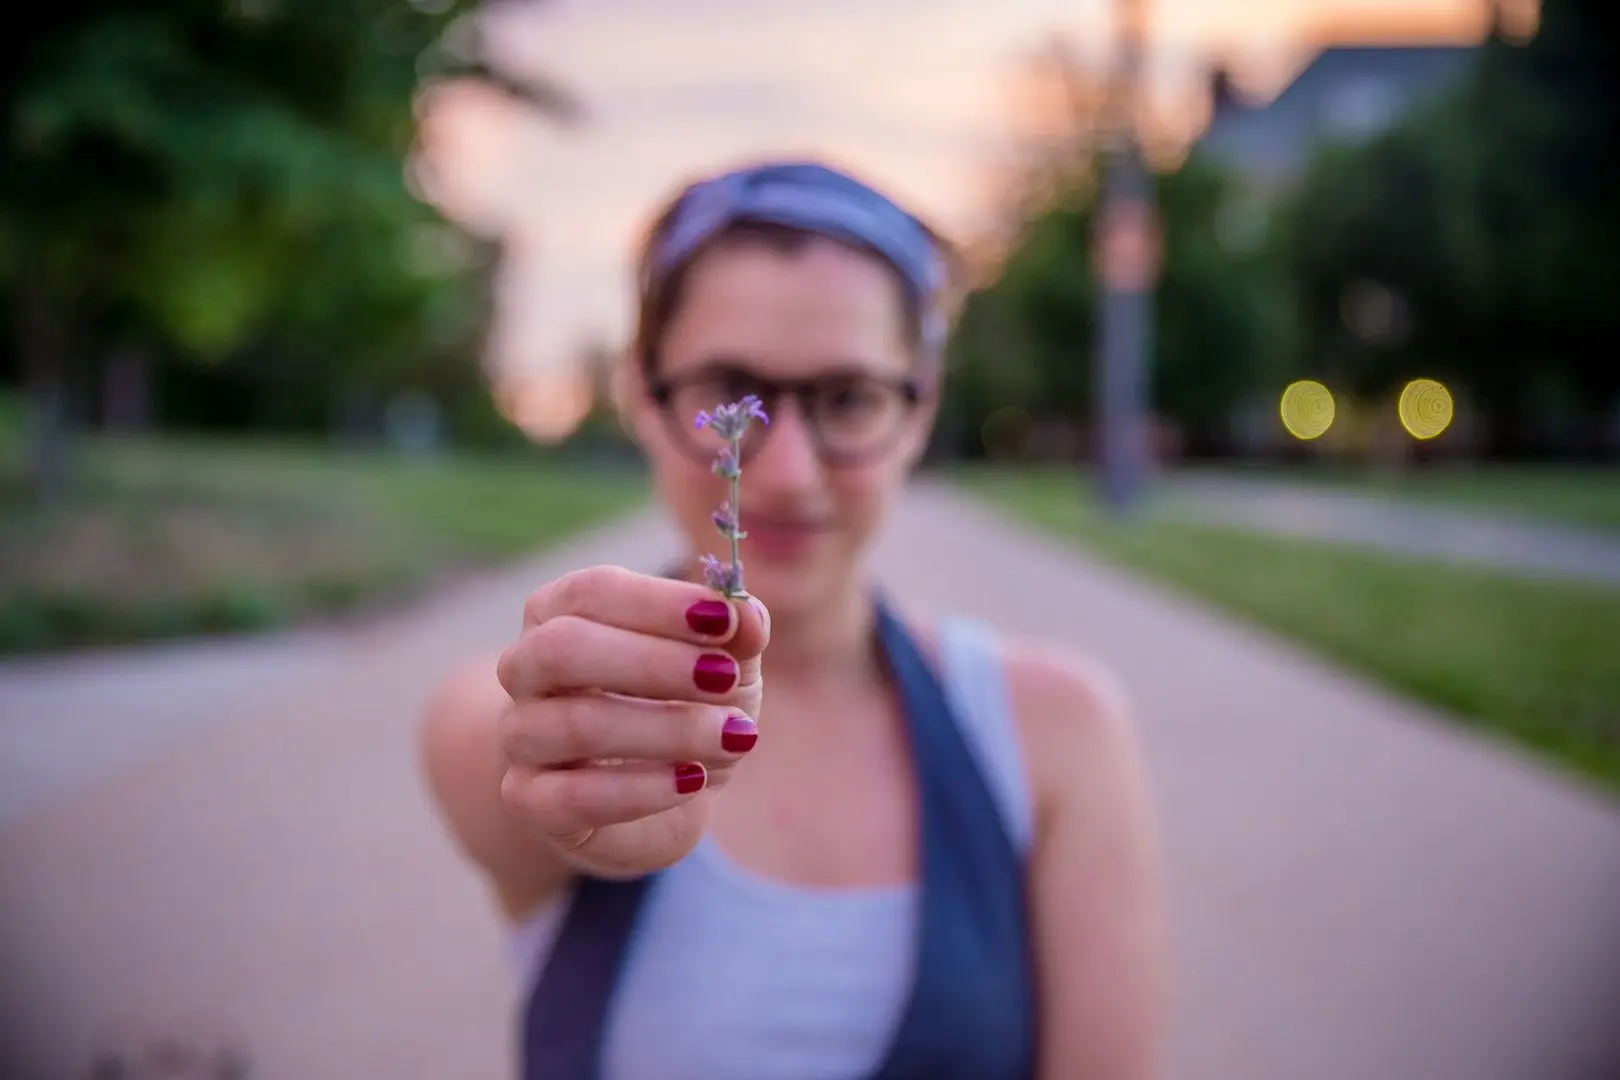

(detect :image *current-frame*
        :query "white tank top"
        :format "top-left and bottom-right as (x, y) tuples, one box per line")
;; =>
(507, 617), (1034, 1080)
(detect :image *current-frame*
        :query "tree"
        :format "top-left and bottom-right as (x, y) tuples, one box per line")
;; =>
(1153, 154), (1291, 450)
(947, 152), (1287, 457)
(1276, 0), (1620, 454)
(0, 0), (576, 491)
(944, 38), (1289, 459)
(1279, 97), (1478, 393)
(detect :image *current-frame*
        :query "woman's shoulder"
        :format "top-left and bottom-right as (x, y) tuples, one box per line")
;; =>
(990, 632), (1141, 834)
(997, 634), (1130, 732)
(907, 607), (1129, 745)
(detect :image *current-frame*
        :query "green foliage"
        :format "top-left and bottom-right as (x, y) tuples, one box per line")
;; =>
(8, 3), (439, 333)
(0, 389), (21, 446)
(946, 154), (1283, 455)
(1152, 155), (1291, 439)
(957, 0), (1618, 461)
(1276, 0), (1620, 452)
(1, 0), (573, 484)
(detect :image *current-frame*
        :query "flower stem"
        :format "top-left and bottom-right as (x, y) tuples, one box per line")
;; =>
(728, 434), (742, 588)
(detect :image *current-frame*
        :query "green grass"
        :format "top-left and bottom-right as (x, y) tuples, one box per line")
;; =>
(962, 466), (1620, 796)
(1205, 462), (1620, 536)
(0, 434), (648, 653)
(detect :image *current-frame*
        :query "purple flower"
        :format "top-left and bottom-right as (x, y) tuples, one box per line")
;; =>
(700, 554), (744, 595)
(694, 394), (770, 441)
(697, 396), (769, 598)
(711, 446), (739, 481)
(711, 501), (742, 537)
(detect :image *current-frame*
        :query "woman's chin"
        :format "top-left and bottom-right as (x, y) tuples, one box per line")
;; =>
(740, 557), (846, 617)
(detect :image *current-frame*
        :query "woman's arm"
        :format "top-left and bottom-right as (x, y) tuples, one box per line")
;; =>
(1007, 642), (1168, 1080)
(418, 654), (575, 921)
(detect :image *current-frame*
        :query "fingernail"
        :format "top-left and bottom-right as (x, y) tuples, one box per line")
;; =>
(674, 762), (707, 794)
(685, 599), (731, 637)
(693, 653), (738, 694)
(720, 714), (758, 754)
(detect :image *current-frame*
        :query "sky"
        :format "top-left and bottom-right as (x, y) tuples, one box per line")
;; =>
(413, 0), (1494, 434)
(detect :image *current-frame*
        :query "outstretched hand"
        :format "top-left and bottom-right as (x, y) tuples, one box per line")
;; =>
(495, 565), (770, 875)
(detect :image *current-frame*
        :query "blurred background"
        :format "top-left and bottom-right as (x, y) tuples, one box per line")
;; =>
(3, 1), (1619, 1078)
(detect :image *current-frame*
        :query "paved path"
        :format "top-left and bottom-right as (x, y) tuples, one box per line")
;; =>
(1165, 476), (1620, 586)
(0, 630), (352, 824)
(4, 487), (1619, 1080)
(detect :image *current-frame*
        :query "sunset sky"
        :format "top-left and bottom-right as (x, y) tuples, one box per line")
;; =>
(415, 0), (1497, 433)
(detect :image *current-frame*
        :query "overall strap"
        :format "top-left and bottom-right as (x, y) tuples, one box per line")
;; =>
(521, 875), (653, 1080)
(867, 596), (1037, 1080)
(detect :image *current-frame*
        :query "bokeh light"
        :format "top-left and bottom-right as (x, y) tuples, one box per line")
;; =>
(981, 405), (1033, 461)
(1398, 378), (1454, 440)
(1279, 380), (1336, 440)
(492, 371), (593, 443)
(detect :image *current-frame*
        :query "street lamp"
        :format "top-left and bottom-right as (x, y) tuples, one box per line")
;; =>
(1092, 0), (1161, 515)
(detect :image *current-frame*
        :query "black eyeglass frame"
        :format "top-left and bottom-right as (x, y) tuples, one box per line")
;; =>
(647, 370), (928, 467)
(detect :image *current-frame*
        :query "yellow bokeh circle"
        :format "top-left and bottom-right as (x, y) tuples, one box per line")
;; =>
(1280, 380), (1336, 440)
(1398, 378), (1453, 440)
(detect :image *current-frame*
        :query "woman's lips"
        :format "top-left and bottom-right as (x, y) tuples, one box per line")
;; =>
(740, 514), (826, 559)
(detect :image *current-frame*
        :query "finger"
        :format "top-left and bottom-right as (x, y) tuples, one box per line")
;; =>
(497, 618), (765, 712)
(521, 565), (771, 661)
(741, 592), (770, 654)
(501, 693), (759, 769)
(502, 759), (709, 836)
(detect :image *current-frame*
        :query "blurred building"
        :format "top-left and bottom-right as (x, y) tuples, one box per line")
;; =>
(1197, 43), (1478, 192)
(1194, 37), (1478, 255)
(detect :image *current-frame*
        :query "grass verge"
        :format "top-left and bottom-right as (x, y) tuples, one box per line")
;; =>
(0, 435), (647, 653)
(962, 466), (1620, 796)
(1205, 462), (1620, 536)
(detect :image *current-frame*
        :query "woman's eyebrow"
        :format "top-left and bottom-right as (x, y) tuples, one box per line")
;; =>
(682, 357), (892, 382)
(683, 355), (761, 378)
(814, 360), (890, 379)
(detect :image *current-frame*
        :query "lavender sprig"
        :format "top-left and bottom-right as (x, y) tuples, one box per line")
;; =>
(694, 394), (769, 597)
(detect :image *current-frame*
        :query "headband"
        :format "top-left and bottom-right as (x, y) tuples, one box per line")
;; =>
(650, 161), (948, 351)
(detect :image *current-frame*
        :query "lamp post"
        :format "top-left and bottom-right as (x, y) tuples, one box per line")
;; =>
(1093, 0), (1161, 514)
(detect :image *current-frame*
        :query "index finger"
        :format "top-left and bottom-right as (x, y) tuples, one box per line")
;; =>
(523, 565), (770, 661)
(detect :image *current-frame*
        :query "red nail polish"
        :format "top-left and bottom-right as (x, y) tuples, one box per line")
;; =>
(674, 762), (707, 794)
(693, 653), (738, 694)
(685, 600), (731, 637)
(721, 714), (758, 754)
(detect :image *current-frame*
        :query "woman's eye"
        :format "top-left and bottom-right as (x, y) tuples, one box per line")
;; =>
(825, 382), (881, 414)
(719, 375), (766, 400)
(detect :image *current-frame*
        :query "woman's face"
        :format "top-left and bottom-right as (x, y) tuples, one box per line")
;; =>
(625, 237), (934, 619)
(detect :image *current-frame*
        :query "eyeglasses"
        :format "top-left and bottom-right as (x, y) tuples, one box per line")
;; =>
(648, 366), (926, 467)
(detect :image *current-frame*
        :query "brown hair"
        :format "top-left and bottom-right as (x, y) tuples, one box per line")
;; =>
(629, 189), (962, 375)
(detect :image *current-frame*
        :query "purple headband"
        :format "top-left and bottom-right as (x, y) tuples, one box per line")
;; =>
(652, 161), (948, 351)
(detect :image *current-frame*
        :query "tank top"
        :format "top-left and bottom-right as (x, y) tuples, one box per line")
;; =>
(512, 601), (1037, 1079)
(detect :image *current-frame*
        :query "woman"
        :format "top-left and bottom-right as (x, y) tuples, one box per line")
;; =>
(421, 160), (1166, 1079)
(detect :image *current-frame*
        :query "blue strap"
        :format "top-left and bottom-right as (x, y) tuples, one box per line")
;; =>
(521, 875), (651, 1079)
(522, 594), (1035, 1079)
(868, 597), (1036, 1079)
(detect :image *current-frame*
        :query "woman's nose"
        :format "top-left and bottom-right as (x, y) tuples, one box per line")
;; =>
(747, 394), (820, 482)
